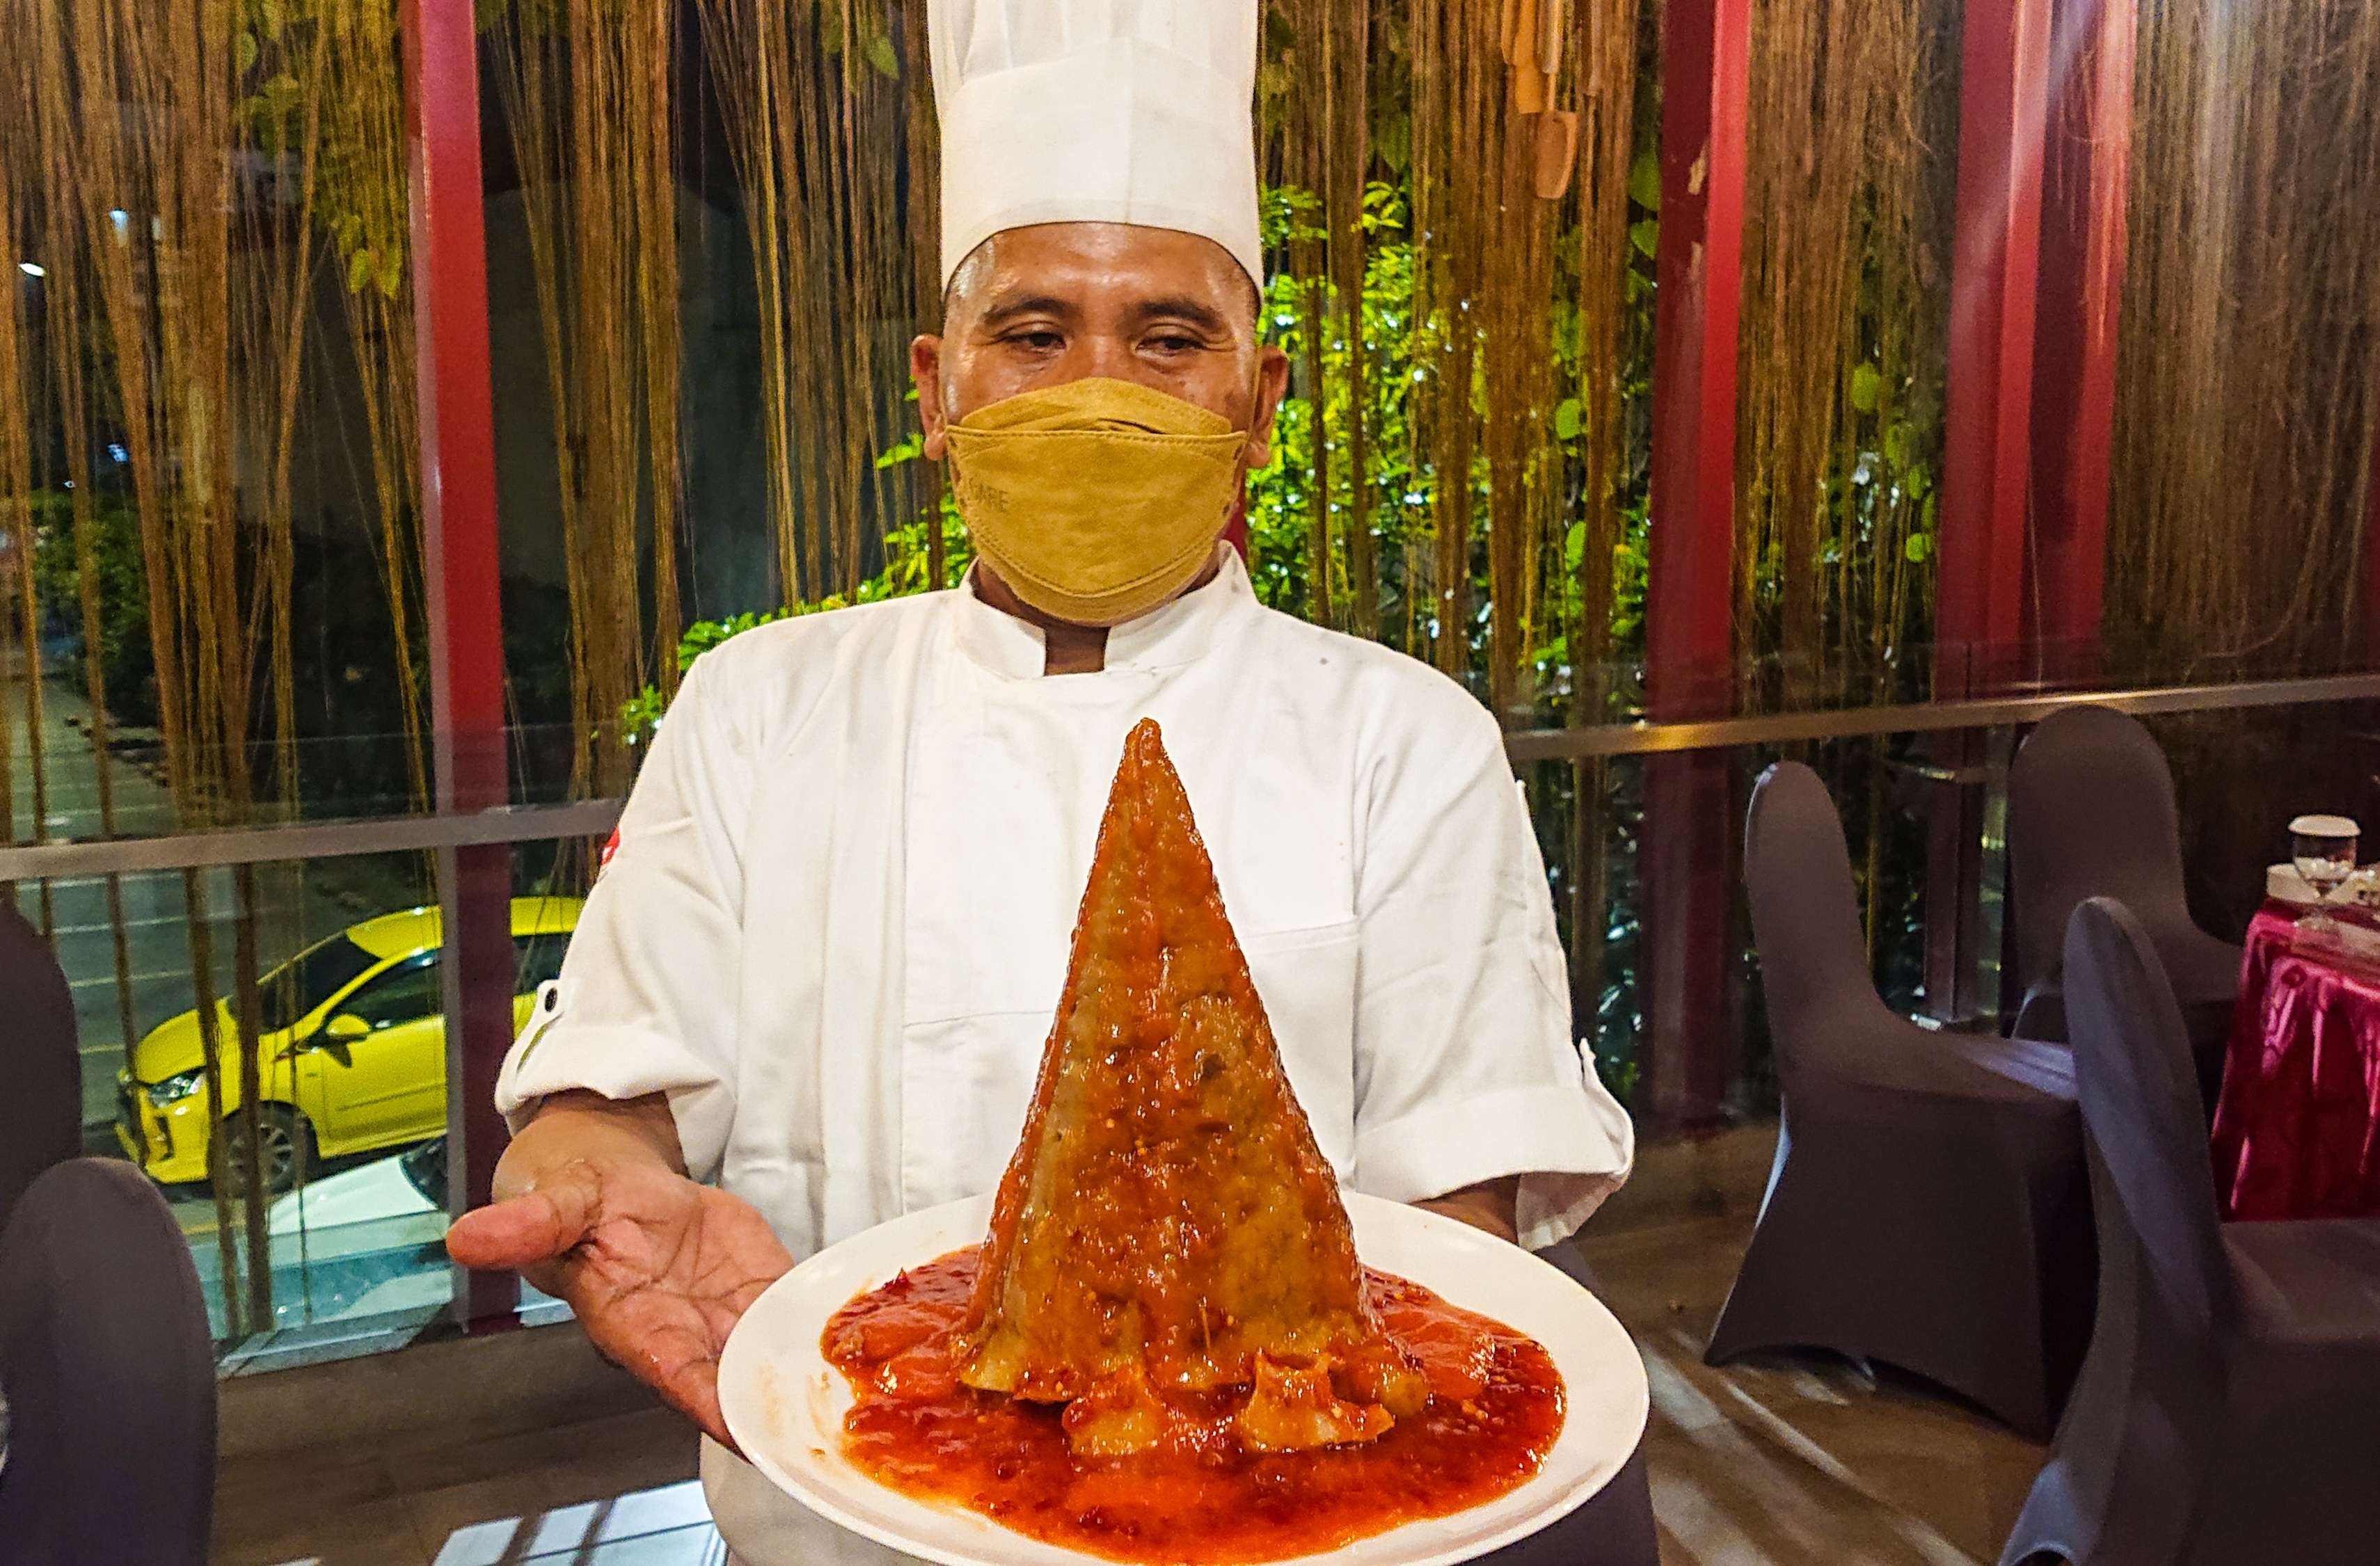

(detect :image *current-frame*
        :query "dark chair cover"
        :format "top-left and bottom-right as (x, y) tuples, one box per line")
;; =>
(2002, 899), (2380, 1566)
(2007, 706), (2242, 1103)
(0, 902), (79, 1236)
(1708, 762), (2096, 1439)
(0, 1158), (216, 1565)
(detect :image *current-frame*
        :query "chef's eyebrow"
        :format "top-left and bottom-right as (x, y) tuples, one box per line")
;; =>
(1129, 296), (1232, 335)
(977, 293), (1077, 330)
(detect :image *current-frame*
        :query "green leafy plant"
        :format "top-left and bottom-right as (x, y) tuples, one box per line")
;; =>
(31, 489), (157, 729)
(1247, 175), (1659, 717)
(619, 505), (972, 747)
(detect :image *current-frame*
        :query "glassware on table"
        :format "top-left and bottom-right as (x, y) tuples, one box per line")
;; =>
(2290, 814), (2361, 941)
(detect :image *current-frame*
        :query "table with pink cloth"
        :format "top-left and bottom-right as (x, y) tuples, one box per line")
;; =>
(2210, 900), (2380, 1220)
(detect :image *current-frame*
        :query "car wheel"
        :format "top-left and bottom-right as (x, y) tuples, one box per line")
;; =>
(210, 1104), (315, 1198)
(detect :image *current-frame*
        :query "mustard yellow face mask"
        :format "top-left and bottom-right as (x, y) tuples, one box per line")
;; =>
(942, 376), (1249, 628)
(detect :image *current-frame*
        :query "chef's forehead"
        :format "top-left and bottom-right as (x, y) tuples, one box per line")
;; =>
(944, 223), (1261, 330)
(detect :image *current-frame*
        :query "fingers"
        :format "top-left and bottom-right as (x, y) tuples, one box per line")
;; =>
(665, 1357), (740, 1455)
(445, 1163), (603, 1272)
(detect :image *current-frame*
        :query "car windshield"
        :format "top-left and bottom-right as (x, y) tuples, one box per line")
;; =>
(257, 935), (380, 1032)
(399, 1138), (447, 1206)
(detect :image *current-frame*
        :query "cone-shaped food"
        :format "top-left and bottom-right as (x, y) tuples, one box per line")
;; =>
(956, 719), (1426, 1455)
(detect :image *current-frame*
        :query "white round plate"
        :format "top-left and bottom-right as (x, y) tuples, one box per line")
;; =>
(718, 1192), (1651, 1566)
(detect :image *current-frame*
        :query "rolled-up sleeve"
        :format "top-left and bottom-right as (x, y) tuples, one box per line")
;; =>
(495, 657), (749, 1181)
(1349, 705), (1635, 1250)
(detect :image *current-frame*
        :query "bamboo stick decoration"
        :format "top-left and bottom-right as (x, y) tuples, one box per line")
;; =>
(2108, 0), (2380, 680)
(1571, 0), (1640, 728)
(25, 33), (143, 1058)
(240, 6), (329, 826)
(1734, 0), (1954, 717)
(1285, 0), (1337, 626)
(0, 75), (34, 893)
(491, 0), (687, 799)
(901, 0), (947, 584)
(1564, 0), (1644, 1030)
(638, 0), (686, 697)
(1409, 0), (1489, 680)
(1481, 113), (1539, 715)
(22, 0), (424, 1333)
(697, 0), (930, 607)
(223, 12), (334, 1331)
(49, 0), (252, 1320)
(697, 0), (801, 601)
(320, 1), (431, 815)
(1328, 0), (1374, 637)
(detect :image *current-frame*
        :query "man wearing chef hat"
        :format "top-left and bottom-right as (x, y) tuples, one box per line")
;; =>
(448, 0), (1633, 1557)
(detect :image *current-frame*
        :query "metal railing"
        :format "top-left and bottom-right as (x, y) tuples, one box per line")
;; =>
(0, 799), (624, 881)
(1502, 671), (2380, 761)
(1, 670), (2370, 881)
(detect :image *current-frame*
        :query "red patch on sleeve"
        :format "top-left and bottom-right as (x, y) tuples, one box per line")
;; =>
(599, 827), (621, 874)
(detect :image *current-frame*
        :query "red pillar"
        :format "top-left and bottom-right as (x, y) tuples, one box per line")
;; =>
(2367, 426), (2380, 668)
(1926, 0), (2053, 1023)
(2027, 0), (2135, 687)
(1940, 0), (2050, 699)
(405, 0), (519, 1327)
(1641, 0), (1750, 1128)
(2361, 438), (2380, 666)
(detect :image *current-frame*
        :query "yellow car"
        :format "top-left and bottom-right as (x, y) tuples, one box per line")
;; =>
(116, 897), (582, 1195)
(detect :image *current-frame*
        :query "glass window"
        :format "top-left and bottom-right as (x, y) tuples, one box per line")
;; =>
(338, 953), (443, 1030)
(513, 932), (569, 993)
(257, 934), (381, 1032)
(399, 1137), (449, 1206)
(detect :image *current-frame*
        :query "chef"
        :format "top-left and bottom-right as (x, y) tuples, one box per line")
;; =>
(446, 0), (1634, 1559)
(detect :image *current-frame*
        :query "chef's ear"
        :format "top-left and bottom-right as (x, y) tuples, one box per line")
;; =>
(912, 335), (951, 461)
(1244, 345), (1291, 471)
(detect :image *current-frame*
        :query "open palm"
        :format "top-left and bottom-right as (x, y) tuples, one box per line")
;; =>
(447, 1159), (793, 1447)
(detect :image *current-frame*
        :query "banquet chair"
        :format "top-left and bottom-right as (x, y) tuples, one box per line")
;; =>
(0, 1158), (217, 1565)
(1706, 762), (2095, 1440)
(0, 900), (80, 1236)
(2001, 899), (2380, 1566)
(2007, 705), (2242, 1105)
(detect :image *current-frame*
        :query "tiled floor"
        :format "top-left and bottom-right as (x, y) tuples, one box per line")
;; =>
(211, 1406), (713, 1566)
(1584, 1215), (2044, 1565)
(212, 1208), (2049, 1565)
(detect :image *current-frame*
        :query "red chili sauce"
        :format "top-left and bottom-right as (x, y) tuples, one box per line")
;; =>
(822, 1247), (1564, 1564)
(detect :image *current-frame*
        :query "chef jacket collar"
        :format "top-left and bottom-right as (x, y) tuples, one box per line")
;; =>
(949, 541), (1258, 679)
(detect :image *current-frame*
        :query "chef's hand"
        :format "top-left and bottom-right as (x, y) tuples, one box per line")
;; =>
(445, 1090), (792, 1449)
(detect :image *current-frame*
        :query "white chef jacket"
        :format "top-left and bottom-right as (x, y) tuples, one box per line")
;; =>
(494, 544), (1633, 1562)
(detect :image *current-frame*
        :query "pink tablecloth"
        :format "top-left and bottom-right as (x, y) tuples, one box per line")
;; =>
(2210, 902), (2380, 1221)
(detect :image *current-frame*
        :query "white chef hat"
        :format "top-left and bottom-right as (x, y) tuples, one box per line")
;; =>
(928, 0), (1263, 291)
